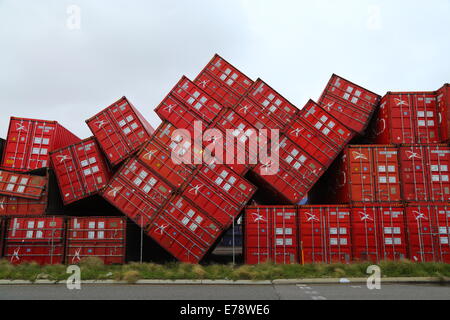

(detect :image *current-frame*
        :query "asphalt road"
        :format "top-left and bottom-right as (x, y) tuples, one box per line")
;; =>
(0, 283), (449, 300)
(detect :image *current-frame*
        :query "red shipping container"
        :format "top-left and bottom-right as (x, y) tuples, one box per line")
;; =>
(155, 76), (223, 125)
(299, 205), (352, 264)
(318, 74), (380, 134)
(1, 117), (80, 172)
(437, 84), (450, 142)
(332, 145), (401, 203)
(147, 195), (223, 263)
(208, 109), (264, 175)
(151, 121), (204, 167)
(195, 54), (253, 103)
(5, 216), (65, 265)
(252, 136), (324, 204)
(244, 206), (298, 264)
(234, 96), (284, 131)
(399, 145), (450, 202)
(373, 92), (440, 144)
(405, 203), (450, 263)
(247, 79), (299, 129)
(136, 135), (197, 190)
(431, 204), (450, 263)
(0, 217), (4, 258)
(50, 137), (111, 205)
(377, 204), (407, 261)
(182, 164), (255, 229)
(86, 97), (154, 166)
(66, 217), (126, 265)
(0, 169), (54, 217)
(100, 158), (173, 229)
(154, 92), (209, 136)
(286, 101), (354, 168)
(289, 100), (355, 149)
(351, 205), (380, 262)
(0, 170), (46, 200)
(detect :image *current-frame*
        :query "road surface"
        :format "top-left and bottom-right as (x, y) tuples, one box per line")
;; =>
(0, 283), (449, 300)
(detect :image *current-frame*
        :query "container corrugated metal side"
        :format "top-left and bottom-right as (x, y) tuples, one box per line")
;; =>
(207, 108), (262, 175)
(0, 217), (4, 258)
(350, 204), (380, 262)
(50, 137), (112, 205)
(351, 203), (407, 263)
(372, 92), (440, 144)
(4, 216), (66, 265)
(331, 145), (402, 203)
(100, 157), (174, 229)
(437, 84), (450, 142)
(136, 127), (198, 190)
(1, 117), (81, 172)
(0, 138), (5, 166)
(376, 203), (408, 261)
(155, 76), (224, 126)
(66, 216), (126, 265)
(252, 135), (325, 204)
(234, 96), (285, 131)
(182, 163), (256, 230)
(244, 206), (298, 265)
(298, 205), (352, 264)
(285, 100), (355, 168)
(246, 79), (299, 130)
(146, 194), (223, 263)
(405, 202), (450, 263)
(399, 144), (450, 202)
(151, 121), (204, 167)
(194, 54), (253, 108)
(0, 170), (47, 200)
(0, 168), (62, 217)
(318, 74), (381, 134)
(86, 97), (154, 166)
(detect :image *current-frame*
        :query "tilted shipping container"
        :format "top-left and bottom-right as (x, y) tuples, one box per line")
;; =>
(155, 76), (224, 126)
(0, 168), (62, 217)
(50, 137), (112, 205)
(194, 54), (253, 108)
(252, 136), (325, 204)
(1, 117), (80, 172)
(246, 79), (299, 130)
(285, 100), (355, 168)
(182, 163), (255, 229)
(146, 195), (223, 263)
(66, 216), (126, 265)
(86, 97), (154, 166)
(136, 129), (198, 189)
(0, 170), (47, 200)
(100, 158), (173, 229)
(437, 84), (450, 142)
(318, 74), (380, 134)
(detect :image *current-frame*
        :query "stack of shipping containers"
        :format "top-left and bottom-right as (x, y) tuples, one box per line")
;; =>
(0, 54), (449, 266)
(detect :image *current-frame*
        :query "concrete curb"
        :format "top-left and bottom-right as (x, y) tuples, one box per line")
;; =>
(0, 277), (448, 285)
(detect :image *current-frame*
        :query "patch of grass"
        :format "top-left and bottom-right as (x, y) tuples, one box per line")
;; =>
(0, 260), (449, 281)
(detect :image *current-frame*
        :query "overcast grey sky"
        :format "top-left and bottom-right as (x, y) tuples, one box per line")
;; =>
(0, 0), (449, 139)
